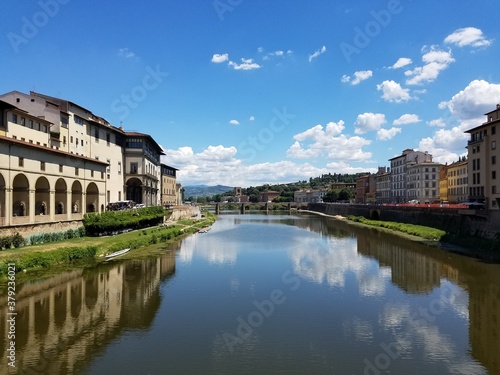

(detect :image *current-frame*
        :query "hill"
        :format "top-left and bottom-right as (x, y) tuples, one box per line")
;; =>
(184, 184), (233, 198)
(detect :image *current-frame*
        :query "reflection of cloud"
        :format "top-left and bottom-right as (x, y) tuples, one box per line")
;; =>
(344, 316), (374, 343)
(178, 231), (237, 265)
(289, 236), (390, 297)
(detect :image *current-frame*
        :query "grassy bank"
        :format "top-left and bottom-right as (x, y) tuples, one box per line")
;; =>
(0, 211), (216, 280)
(346, 215), (446, 241)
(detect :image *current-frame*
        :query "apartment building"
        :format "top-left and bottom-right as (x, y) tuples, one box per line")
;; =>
(375, 167), (391, 204)
(355, 175), (370, 204)
(294, 189), (326, 203)
(406, 162), (442, 203)
(389, 149), (432, 203)
(465, 104), (500, 209)
(161, 164), (179, 206)
(447, 159), (468, 204)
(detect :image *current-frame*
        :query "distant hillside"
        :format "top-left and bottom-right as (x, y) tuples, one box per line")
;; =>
(184, 184), (233, 198)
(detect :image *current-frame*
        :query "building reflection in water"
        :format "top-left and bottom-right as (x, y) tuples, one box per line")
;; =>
(289, 216), (500, 374)
(0, 250), (176, 375)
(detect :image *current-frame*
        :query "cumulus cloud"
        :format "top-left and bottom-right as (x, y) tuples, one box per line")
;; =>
(377, 80), (412, 103)
(211, 53), (229, 63)
(390, 57), (412, 69)
(393, 114), (421, 125)
(354, 113), (387, 134)
(287, 120), (372, 161)
(428, 118), (446, 127)
(377, 127), (402, 141)
(161, 145), (329, 186)
(444, 27), (492, 48)
(228, 58), (261, 70)
(249, 116), (255, 121)
(229, 119), (239, 125)
(405, 46), (455, 85)
(341, 70), (373, 85)
(308, 45), (327, 62)
(438, 80), (500, 121)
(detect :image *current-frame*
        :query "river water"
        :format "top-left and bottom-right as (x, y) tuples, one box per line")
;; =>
(2, 213), (500, 375)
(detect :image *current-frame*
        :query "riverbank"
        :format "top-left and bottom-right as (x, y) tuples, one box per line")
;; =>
(0, 212), (216, 283)
(300, 209), (500, 262)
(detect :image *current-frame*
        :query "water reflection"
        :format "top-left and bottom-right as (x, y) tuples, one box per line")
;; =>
(0, 249), (176, 375)
(1, 214), (500, 374)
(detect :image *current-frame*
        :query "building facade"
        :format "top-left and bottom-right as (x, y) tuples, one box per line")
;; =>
(447, 159), (468, 204)
(465, 105), (500, 210)
(294, 189), (326, 203)
(161, 164), (178, 206)
(375, 167), (391, 204)
(406, 162), (442, 203)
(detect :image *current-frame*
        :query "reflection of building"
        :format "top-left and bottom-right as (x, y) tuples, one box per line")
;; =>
(469, 283), (500, 375)
(357, 236), (441, 294)
(0, 252), (175, 374)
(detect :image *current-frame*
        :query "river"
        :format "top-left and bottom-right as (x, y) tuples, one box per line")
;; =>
(1, 213), (500, 375)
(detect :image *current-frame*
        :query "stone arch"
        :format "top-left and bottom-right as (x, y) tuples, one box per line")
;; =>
(86, 182), (99, 213)
(13, 174), (29, 216)
(55, 178), (67, 215)
(126, 177), (143, 204)
(35, 176), (50, 215)
(370, 209), (381, 220)
(71, 180), (83, 213)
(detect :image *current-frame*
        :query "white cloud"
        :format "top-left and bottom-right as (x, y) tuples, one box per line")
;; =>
(377, 80), (412, 103)
(393, 114), (421, 125)
(405, 46), (454, 85)
(428, 118), (446, 127)
(257, 47), (264, 53)
(354, 113), (386, 134)
(390, 57), (412, 69)
(249, 116), (255, 121)
(271, 50), (284, 56)
(229, 119), (239, 125)
(342, 70), (373, 85)
(308, 45), (327, 62)
(228, 58), (261, 70)
(444, 27), (492, 48)
(439, 80), (500, 121)
(211, 53), (229, 63)
(161, 145), (331, 186)
(377, 127), (402, 141)
(287, 120), (372, 161)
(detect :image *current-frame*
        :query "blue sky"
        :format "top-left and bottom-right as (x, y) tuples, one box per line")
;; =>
(1, 0), (500, 186)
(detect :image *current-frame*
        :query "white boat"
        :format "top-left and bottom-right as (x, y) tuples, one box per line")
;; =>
(105, 248), (130, 259)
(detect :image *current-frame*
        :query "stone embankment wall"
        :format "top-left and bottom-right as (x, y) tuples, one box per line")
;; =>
(166, 205), (201, 221)
(307, 203), (500, 239)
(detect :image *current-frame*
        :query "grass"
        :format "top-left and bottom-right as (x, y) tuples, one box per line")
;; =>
(346, 215), (446, 241)
(0, 211), (216, 280)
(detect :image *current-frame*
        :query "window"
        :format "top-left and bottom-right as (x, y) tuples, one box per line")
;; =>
(493, 126), (496, 135)
(493, 186), (497, 194)
(59, 165), (63, 173)
(12, 114), (17, 123)
(61, 115), (69, 128)
(75, 167), (79, 176)
(118, 162), (122, 174)
(91, 170), (94, 177)
(42, 124), (47, 133)
(130, 162), (138, 174)
(20, 117), (25, 126)
(493, 156), (497, 165)
(75, 138), (78, 146)
(106, 133), (110, 145)
(493, 171), (497, 179)
(29, 120), (33, 128)
(81, 139), (83, 146)
(41, 161), (45, 171)
(74, 115), (84, 125)
(492, 141), (496, 150)
(36, 122), (40, 131)
(19, 157), (24, 167)
(94, 129), (99, 141)
(63, 136), (67, 145)
(126, 138), (143, 148)
(107, 159), (111, 174)
(70, 136), (73, 143)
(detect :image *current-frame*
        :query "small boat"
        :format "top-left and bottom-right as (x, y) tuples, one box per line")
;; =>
(105, 248), (130, 259)
(198, 227), (211, 233)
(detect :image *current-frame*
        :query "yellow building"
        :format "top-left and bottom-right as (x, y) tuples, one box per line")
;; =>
(161, 164), (179, 206)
